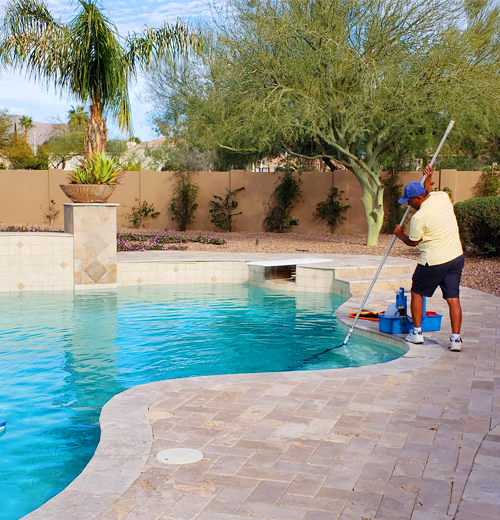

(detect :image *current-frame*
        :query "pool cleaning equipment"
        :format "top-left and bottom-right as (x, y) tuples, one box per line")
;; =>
(378, 288), (442, 334)
(336, 120), (455, 349)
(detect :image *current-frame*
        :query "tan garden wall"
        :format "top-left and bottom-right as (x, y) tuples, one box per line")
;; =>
(0, 169), (484, 234)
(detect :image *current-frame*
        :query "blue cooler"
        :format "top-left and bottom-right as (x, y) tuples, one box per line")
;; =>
(378, 288), (442, 334)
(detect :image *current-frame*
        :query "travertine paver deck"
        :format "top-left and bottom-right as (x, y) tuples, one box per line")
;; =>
(24, 254), (500, 520)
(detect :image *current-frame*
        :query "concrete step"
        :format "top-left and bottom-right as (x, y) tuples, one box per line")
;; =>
(297, 261), (414, 280)
(265, 278), (295, 286)
(332, 265), (413, 279)
(332, 274), (412, 297)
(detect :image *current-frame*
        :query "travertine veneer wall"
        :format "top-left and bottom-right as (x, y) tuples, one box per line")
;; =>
(118, 261), (249, 286)
(0, 233), (74, 291)
(64, 203), (118, 288)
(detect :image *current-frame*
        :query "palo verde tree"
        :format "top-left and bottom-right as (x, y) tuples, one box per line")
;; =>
(0, 0), (201, 154)
(149, 0), (500, 245)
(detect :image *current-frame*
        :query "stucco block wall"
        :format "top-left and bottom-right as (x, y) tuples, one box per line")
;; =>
(0, 233), (74, 291)
(0, 169), (484, 235)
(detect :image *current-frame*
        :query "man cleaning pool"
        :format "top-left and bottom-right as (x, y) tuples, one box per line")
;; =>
(393, 165), (464, 351)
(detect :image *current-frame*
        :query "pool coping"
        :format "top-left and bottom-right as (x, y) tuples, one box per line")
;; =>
(21, 253), (496, 520)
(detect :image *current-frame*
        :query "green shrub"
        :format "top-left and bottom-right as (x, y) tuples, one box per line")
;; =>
(382, 169), (405, 233)
(315, 187), (349, 232)
(264, 170), (302, 232)
(473, 166), (500, 197)
(127, 198), (160, 228)
(209, 187), (244, 231)
(454, 197), (500, 256)
(170, 171), (199, 231)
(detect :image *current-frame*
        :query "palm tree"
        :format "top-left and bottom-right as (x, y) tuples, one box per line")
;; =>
(0, 0), (200, 153)
(19, 115), (33, 144)
(68, 105), (89, 133)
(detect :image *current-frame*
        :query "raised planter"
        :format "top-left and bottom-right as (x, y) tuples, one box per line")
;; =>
(60, 184), (116, 203)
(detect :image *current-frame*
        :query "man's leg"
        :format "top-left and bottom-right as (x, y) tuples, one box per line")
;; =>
(405, 291), (425, 344)
(411, 291), (424, 328)
(446, 297), (462, 334)
(441, 255), (464, 351)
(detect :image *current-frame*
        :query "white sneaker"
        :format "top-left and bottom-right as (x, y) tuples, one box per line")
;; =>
(450, 337), (463, 352)
(405, 329), (424, 344)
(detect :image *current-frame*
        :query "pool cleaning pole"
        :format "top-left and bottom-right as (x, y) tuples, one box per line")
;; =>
(339, 120), (455, 348)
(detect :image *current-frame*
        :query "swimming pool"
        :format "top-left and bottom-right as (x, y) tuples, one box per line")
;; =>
(0, 284), (405, 520)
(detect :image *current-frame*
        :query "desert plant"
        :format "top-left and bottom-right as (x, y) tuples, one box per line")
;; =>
(209, 187), (244, 231)
(474, 164), (500, 197)
(40, 199), (59, 224)
(454, 197), (500, 256)
(127, 198), (160, 228)
(68, 152), (124, 184)
(315, 187), (349, 232)
(382, 169), (405, 233)
(170, 171), (199, 231)
(264, 170), (302, 232)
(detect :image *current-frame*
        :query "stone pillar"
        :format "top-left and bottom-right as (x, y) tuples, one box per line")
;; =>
(64, 203), (119, 288)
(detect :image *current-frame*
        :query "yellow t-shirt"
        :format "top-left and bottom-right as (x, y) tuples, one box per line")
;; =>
(409, 191), (463, 266)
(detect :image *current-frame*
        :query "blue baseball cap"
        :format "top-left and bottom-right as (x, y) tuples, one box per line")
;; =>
(398, 182), (426, 204)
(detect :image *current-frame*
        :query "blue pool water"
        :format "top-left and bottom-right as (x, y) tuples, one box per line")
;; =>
(0, 284), (405, 520)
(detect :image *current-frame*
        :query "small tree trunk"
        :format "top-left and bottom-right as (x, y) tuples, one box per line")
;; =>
(349, 163), (385, 246)
(360, 185), (385, 246)
(85, 103), (108, 154)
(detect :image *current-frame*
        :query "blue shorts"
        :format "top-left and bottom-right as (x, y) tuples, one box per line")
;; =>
(411, 255), (464, 299)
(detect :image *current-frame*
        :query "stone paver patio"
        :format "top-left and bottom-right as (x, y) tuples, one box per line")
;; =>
(24, 254), (500, 520)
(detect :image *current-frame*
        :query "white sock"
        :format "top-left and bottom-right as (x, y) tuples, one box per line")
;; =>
(450, 333), (461, 341)
(413, 327), (422, 333)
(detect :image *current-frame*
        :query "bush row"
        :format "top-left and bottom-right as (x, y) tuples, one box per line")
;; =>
(129, 170), (349, 233)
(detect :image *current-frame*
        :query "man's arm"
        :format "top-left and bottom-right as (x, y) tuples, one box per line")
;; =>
(423, 164), (433, 193)
(393, 225), (421, 247)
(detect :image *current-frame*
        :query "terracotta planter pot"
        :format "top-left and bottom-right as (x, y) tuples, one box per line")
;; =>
(60, 184), (116, 203)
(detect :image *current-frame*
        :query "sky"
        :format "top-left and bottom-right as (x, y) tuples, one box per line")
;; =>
(0, 0), (218, 142)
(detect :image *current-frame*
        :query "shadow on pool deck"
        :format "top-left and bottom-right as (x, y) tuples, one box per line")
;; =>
(24, 262), (500, 520)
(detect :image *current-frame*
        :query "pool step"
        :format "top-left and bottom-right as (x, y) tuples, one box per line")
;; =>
(266, 278), (295, 285)
(333, 273), (413, 296)
(251, 260), (415, 297)
(323, 264), (412, 279)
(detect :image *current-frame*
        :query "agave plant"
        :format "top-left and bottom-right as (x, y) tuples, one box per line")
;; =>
(69, 152), (124, 185)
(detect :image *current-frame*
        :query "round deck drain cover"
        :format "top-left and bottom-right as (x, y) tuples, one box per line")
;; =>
(156, 448), (204, 465)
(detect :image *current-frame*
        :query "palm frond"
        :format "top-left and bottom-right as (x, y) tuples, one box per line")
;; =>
(0, 0), (69, 90)
(125, 21), (203, 71)
(65, 1), (131, 130)
(0, 0), (200, 141)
